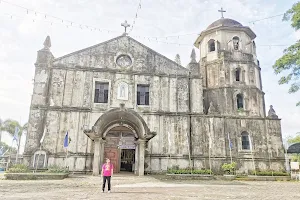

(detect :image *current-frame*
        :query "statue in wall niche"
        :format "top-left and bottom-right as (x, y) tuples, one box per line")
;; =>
(208, 102), (218, 114)
(268, 105), (278, 119)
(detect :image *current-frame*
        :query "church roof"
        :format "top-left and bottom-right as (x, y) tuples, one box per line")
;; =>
(206, 18), (243, 30)
(53, 35), (189, 75)
(193, 18), (256, 47)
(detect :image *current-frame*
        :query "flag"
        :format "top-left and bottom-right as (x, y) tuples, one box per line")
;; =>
(228, 133), (233, 150)
(63, 131), (69, 148)
(13, 127), (20, 142)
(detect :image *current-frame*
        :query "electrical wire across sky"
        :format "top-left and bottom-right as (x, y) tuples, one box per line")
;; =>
(0, 0), (289, 48)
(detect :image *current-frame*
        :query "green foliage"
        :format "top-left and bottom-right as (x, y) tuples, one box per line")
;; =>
(46, 165), (69, 173)
(287, 132), (300, 144)
(250, 170), (289, 176)
(6, 164), (30, 173)
(167, 166), (212, 175)
(283, 2), (300, 30)
(291, 154), (300, 162)
(2, 119), (28, 138)
(273, 2), (300, 106)
(221, 162), (237, 174)
(0, 141), (17, 154)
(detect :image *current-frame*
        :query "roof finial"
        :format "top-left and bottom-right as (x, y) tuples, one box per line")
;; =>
(43, 36), (51, 50)
(121, 20), (130, 35)
(190, 49), (196, 63)
(218, 7), (226, 18)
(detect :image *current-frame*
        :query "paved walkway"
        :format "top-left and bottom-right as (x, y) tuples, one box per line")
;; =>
(0, 174), (300, 199)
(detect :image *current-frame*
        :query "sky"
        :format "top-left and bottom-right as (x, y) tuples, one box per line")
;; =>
(0, 0), (300, 152)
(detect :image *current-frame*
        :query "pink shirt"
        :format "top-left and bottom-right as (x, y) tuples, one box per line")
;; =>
(102, 163), (113, 176)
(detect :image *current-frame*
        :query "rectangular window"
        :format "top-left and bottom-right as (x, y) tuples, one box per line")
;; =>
(137, 85), (149, 105)
(94, 82), (109, 103)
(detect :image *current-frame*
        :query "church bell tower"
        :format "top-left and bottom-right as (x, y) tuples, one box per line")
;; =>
(194, 10), (265, 117)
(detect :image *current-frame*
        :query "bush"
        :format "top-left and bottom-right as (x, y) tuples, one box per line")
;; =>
(222, 162), (237, 175)
(250, 170), (289, 176)
(167, 168), (212, 175)
(6, 164), (30, 173)
(46, 165), (69, 173)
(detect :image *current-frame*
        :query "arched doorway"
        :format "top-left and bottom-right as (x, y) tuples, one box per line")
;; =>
(84, 104), (156, 176)
(104, 126), (137, 173)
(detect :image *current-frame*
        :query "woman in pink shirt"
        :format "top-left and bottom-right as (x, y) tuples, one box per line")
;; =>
(101, 158), (114, 193)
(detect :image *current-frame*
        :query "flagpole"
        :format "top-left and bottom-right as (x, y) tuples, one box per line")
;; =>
(229, 146), (233, 164)
(208, 136), (212, 175)
(65, 147), (68, 168)
(249, 134), (256, 176)
(228, 133), (233, 164)
(64, 130), (69, 168)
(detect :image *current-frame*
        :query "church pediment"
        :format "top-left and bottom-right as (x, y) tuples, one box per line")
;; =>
(53, 36), (188, 76)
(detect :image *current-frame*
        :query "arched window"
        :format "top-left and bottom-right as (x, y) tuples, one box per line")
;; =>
(241, 132), (250, 150)
(208, 39), (215, 52)
(235, 68), (241, 81)
(233, 36), (240, 50)
(237, 94), (243, 109)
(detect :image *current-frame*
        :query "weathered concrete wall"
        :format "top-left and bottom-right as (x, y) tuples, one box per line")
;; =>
(203, 87), (264, 116)
(199, 30), (254, 60)
(25, 35), (284, 175)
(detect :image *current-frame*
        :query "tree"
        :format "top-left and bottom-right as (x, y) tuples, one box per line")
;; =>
(2, 119), (28, 156)
(0, 141), (17, 155)
(175, 54), (181, 65)
(273, 2), (300, 106)
(287, 132), (300, 162)
(287, 132), (300, 144)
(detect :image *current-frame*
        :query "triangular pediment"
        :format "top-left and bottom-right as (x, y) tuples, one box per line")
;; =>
(53, 35), (189, 76)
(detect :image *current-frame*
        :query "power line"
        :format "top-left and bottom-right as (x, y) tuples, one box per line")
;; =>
(0, 1), (289, 41)
(0, 12), (119, 34)
(131, 13), (285, 39)
(129, 0), (142, 33)
(248, 13), (284, 24)
(132, 35), (290, 48)
(0, 0), (121, 33)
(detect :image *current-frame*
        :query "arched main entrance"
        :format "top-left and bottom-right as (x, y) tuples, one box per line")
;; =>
(104, 126), (137, 174)
(84, 104), (156, 176)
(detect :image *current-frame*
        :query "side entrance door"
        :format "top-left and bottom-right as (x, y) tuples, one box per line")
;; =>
(104, 147), (119, 173)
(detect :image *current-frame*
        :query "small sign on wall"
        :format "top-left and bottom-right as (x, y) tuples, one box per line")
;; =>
(119, 144), (136, 149)
(117, 82), (129, 100)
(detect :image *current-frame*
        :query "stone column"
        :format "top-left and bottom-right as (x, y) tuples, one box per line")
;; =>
(137, 139), (146, 176)
(92, 138), (106, 176)
(93, 138), (101, 176)
(134, 144), (139, 175)
(99, 139), (106, 170)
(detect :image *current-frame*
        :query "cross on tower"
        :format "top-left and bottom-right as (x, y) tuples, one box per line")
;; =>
(218, 7), (226, 18)
(121, 20), (130, 35)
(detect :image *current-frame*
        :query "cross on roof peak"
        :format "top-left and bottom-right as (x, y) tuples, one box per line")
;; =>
(218, 7), (226, 18)
(121, 20), (130, 35)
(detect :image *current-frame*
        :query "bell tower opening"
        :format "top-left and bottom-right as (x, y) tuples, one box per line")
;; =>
(237, 94), (244, 109)
(208, 39), (215, 52)
(235, 68), (241, 81)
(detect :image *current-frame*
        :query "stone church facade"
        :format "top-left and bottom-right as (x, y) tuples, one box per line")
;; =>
(24, 17), (285, 175)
